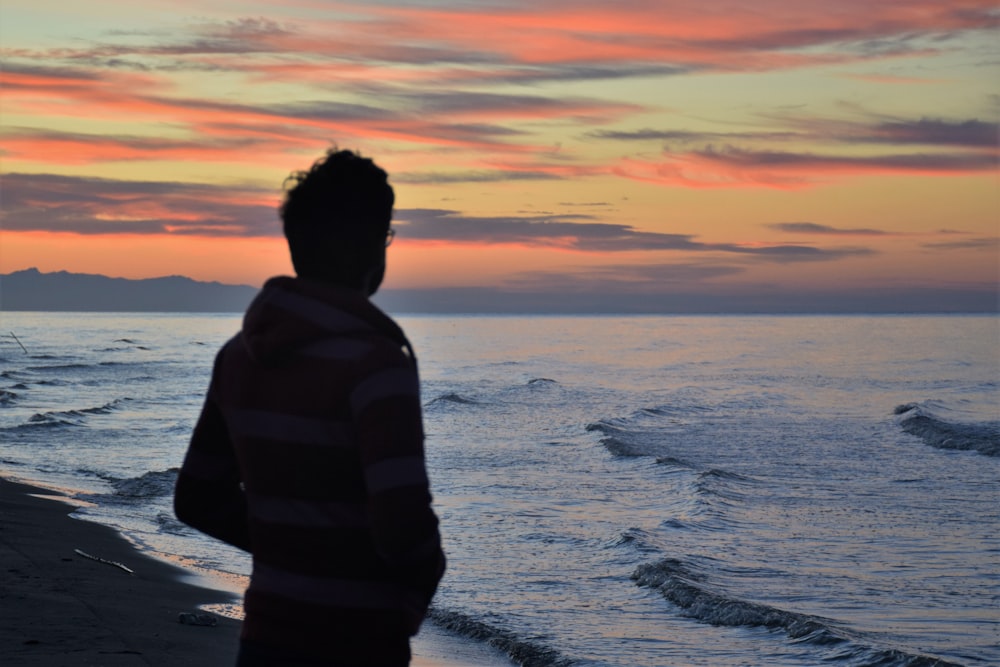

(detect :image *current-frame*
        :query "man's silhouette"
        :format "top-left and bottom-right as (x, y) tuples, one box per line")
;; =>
(176, 148), (445, 666)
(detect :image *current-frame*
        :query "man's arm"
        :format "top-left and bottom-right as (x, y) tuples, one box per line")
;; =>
(175, 367), (252, 552)
(351, 355), (446, 622)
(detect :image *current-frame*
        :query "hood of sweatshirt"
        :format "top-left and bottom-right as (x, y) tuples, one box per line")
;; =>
(240, 276), (411, 365)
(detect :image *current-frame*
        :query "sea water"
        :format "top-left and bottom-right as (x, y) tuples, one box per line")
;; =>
(0, 312), (997, 667)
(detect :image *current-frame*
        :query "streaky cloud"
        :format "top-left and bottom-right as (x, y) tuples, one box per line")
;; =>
(614, 142), (999, 189)
(769, 222), (891, 236)
(0, 173), (280, 237)
(340, 83), (642, 122)
(0, 126), (291, 164)
(395, 208), (874, 260)
(406, 89), (640, 117)
(588, 128), (802, 142)
(693, 146), (998, 171)
(775, 114), (1000, 148)
(922, 237), (1000, 251)
(0, 62), (104, 83)
(269, 99), (401, 122)
(591, 114), (999, 149)
(463, 63), (697, 85)
(859, 118), (999, 148)
(4, 174), (866, 259)
(502, 262), (747, 292)
(394, 170), (562, 184)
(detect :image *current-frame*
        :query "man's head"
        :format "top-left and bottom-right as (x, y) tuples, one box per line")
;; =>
(281, 148), (394, 294)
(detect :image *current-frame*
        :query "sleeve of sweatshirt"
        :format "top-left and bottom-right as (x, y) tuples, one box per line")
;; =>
(350, 345), (446, 612)
(174, 351), (252, 552)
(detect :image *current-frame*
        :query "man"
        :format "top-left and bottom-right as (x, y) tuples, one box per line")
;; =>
(175, 148), (445, 666)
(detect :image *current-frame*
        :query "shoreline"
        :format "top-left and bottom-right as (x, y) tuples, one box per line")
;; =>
(0, 476), (513, 667)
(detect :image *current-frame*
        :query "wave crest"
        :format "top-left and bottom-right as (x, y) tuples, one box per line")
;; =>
(109, 468), (179, 498)
(427, 608), (574, 667)
(895, 402), (999, 457)
(20, 398), (131, 428)
(633, 558), (964, 667)
(585, 419), (649, 457)
(427, 392), (479, 406)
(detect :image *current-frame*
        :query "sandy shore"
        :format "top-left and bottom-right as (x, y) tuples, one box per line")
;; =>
(0, 477), (512, 666)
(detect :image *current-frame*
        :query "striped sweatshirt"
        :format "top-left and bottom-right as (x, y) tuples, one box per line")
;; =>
(175, 276), (445, 665)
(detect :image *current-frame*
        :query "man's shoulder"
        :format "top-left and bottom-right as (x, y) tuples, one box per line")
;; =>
(353, 329), (414, 369)
(213, 333), (244, 364)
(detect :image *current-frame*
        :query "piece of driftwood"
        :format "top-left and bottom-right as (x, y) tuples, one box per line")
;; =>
(74, 548), (135, 574)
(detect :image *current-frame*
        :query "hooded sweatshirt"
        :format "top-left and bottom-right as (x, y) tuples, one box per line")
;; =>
(175, 276), (445, 665)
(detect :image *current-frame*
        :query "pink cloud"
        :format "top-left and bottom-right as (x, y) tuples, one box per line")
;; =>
(2, 0), (996, 185)
(352, 0), (997, 69)
(613, 145), (998, 189)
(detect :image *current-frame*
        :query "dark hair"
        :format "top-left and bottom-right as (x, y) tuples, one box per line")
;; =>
(280, 148), (394, 286)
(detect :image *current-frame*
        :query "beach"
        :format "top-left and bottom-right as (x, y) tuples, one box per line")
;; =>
(0, 477), (512, 667)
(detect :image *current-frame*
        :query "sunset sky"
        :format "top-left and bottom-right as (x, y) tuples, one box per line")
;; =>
(2, 0), (997, 311)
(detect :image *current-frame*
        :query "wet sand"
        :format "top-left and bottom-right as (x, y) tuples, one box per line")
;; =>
(0, 477), (511, 666)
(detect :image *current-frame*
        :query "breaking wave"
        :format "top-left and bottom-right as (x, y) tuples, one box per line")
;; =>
(894, 402), (999, 457)
(155, 510), (191, 535)
(1, 370), (68, 387)
(587, 410), (757, 496)
(427, 392), (479, 406)
(633, 558), (965, 667)
(607, 527), (671, 554)
(17, 398), (131, 428)
(585, 419), (649, 457)
(586, 403), (704, 459)
(427, 608), (574, 667)
(107, 468), (179, 499)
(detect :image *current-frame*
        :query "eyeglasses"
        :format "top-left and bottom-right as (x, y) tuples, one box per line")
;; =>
(386, 228), (396, 248)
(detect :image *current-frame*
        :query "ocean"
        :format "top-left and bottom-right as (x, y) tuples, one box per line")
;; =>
(0, 311), (997, 667)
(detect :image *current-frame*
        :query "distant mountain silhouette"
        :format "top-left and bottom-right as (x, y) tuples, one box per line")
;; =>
(2, 268), (996, 314)
(1, 268), (258, 312)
